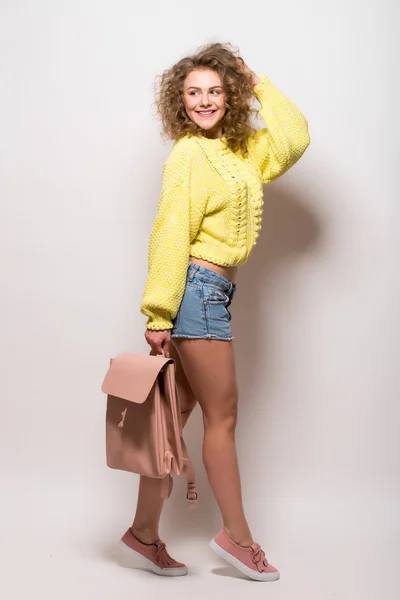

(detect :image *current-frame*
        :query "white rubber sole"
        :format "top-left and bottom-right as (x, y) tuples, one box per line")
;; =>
(209, 539), (280, 582)
(118, 540), (188, 577)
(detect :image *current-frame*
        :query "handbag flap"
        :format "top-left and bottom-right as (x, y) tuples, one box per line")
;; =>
(101, 352), (174, 404)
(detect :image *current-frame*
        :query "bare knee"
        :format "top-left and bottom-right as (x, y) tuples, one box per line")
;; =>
(203, 395), (238, 433)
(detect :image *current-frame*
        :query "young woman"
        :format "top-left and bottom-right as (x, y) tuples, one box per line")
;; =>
(119, 42), (310, 581)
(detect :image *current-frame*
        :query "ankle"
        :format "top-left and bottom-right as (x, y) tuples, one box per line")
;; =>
(223, 525), (253, 548)
(130, 524), (159, 545)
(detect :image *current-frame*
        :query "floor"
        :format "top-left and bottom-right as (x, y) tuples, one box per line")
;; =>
(1, 472), (397, 600)
(1, 517), (396, 600)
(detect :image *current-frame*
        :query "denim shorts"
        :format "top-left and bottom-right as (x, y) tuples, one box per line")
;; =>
(171, 263), (237, 341)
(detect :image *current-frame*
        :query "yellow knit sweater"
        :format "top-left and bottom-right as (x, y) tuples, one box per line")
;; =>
(141, 75), (310, 330)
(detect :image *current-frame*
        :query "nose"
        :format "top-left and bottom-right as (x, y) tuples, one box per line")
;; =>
(200, 94), (212, 107)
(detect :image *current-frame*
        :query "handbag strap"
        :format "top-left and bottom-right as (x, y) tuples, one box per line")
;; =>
(159, 457), (197, 506)
(150, 349), (198, 506)
(183, 458), (197, 507)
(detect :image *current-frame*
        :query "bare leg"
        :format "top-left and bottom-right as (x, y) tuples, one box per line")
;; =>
(131, 341), (197, 544)
(173, 339), (253, 547)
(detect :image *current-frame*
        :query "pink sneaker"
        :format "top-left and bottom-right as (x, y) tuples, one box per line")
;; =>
(119, 528), (188, 577)
(210, 529), (280, 582)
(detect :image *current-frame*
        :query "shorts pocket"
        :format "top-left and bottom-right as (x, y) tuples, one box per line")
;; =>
(203, 285), (233, 326)
(203, 287), (229, 306)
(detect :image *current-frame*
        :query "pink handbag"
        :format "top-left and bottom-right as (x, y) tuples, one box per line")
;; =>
(101, 352), (197, 504)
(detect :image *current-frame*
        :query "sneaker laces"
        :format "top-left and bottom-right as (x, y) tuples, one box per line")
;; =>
(154, 541), (178, 568)
(251, 543), (269, 572)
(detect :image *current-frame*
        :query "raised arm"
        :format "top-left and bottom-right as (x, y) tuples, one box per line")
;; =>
(247, 74), (310, 183)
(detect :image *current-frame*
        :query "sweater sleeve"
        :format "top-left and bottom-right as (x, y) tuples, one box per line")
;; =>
(247, 75), (310, 183)
(140, 141), (205, 331)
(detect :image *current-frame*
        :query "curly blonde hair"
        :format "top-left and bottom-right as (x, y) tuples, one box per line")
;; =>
(155, 43), (256, 155)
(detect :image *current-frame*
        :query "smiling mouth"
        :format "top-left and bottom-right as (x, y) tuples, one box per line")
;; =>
(196, 110), (217, 117)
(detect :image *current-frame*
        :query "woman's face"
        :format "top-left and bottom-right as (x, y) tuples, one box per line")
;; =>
(183, 69), (226, 138)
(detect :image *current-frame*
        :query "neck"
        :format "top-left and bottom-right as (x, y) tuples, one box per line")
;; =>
(203, 125), (224, 139)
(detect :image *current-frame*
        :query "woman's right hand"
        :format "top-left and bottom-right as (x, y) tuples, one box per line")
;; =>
(145, 329), (171, 358)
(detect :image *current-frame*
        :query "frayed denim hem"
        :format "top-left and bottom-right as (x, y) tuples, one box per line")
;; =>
(171, 334), (234, 341)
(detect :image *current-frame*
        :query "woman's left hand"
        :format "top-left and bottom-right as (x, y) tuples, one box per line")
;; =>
(237, 57), (261, 87)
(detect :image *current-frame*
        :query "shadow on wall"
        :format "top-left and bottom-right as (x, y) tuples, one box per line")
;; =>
(162, 180), (322, 544)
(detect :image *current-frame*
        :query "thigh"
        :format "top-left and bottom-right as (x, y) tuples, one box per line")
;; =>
(169, 340), (197, 427)
(172, 339), (238, 425)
